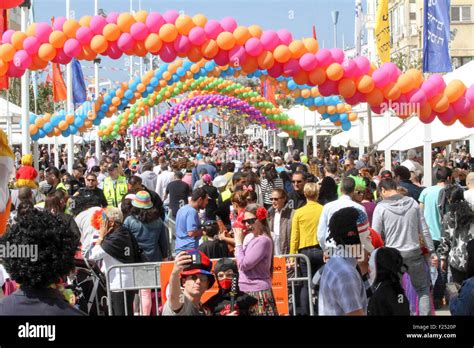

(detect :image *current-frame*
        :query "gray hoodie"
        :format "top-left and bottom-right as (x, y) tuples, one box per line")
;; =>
(140, 171), (158, 192)
(372, 194), (434, 257)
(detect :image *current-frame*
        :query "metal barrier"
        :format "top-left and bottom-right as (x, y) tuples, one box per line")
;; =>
(105, 253), (315, 316)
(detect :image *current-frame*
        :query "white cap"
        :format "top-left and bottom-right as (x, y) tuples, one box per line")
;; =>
(213, 175), (229, 188)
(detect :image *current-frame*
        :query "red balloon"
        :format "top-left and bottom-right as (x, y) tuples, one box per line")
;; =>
(159, 42), (177, 62)
(0, 0), (23, 9)
(214, 49), (229, 66)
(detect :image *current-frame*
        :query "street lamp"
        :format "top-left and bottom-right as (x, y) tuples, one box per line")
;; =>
(332, 10), (339, 48)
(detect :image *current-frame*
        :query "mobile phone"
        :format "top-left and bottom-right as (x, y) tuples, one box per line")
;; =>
(102, 210), (107, 222)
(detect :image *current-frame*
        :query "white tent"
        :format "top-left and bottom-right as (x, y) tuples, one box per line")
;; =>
(0, 97), (22, 117)
(8, 133), (83, 145)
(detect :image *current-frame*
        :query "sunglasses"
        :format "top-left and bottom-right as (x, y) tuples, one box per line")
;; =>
(292, 180), (303, 184)
(270, 197), (283, 201)
(243, 218), (257, 225)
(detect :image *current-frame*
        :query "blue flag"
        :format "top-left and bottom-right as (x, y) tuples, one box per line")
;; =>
(423, 0), (452, 73)
(72, 58), (87, 105)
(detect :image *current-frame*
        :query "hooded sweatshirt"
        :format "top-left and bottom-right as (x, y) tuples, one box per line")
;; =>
(140, 171), (158, 192)
(372, 194), (434, 258)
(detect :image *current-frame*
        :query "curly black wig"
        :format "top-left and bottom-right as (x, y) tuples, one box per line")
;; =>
(0, 209), (80, 289)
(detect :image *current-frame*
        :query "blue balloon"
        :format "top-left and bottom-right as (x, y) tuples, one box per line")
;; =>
(38, 129), (46, 138)
(74, 118), (83, 127)
(183, 61), (193, 70)
(295, 97), (304, 104)
(93, 118), (101, 126)
(329, 114), (340, 123)
(193, 73), (200, 80)
(142, 92), (149, 98)
(50, 117), (60, 127)
(59, 110), (66, 117)
(342, 122), (352, 131)
(288, 81), (297, 90)
(61, 130), (71, 137)
(330, 96), (340, 105)
(339, 113), (348, 123)
(97, 111), (105, 118)
(43, 122), (54, 133)
(124, 89), (134, 99)
(29, 114), (36, 124)
(314, 97), (324, 106)
(176, 67), (185, 77)
(134, 76), (141, 84)
(104, 95), (112, 105)
(146, 86), (154, 93)
(100, 104), (109, 113)
(323, 97), (332, 105)
(321, 112), (330, 120)
(31, 133), (40, 141)
(150, 78), (159, 87)
(303, 99), (312, 107)
(69, 125), (77, 135)
(205, 61), (215, 71)
(108, 90), (116, 98)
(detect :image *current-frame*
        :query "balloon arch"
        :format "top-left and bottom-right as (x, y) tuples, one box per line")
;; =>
(2, 10), (472, 142)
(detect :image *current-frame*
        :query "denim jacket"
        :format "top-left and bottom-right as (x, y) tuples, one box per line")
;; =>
(450, 277), (474, 315)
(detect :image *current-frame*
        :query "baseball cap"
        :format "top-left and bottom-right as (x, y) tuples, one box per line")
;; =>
(107, 163), (119, 171)
(213, 175), (228, 188)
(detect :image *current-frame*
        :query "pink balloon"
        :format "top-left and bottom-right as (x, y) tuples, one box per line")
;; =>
(430, 74), (446, 94)
(381, 62), (399, 81)
(318, 79), (338, 96)
(163, 10), (180, 24)
(409, 90), (427, 105)
(372, 69), (390, 88)
(204, 20), (223, 40)
(228, 45), (246, 66)
(277, 29), (293, 46)
(315, 48), (332, 67)
(64, 38), (81, 57)
(245, 37), (263, 57)
(420, 111), (437, 124)
(2, 30), (15, 44)
(173, 35), (191, 54)
(299, 53), (318, 72)
(76, 27), (93, 45)
(220, 17), (237, 32)
(421, 79), (439, 99)
(7, 63), (25, 78)
(146, 12), (165, 33)
(90, 15), (108, 35)
(438, 105), (456, 125)
(283, 59), (300, 76)
(330, 48), (345, 64)
(130, 22), (149, 41)
(214, 49), (229, 66)
(55, 48), (72, 64)
(267, 61), (283, 78)
(260, 30), (280, 51)
(342, 59), (358, 78)
(13, 50), (31, 70)
(188, 26), (207, 45)
(53, 17), (67, 31)
(35, 23), (53, 44)
(466, 85), (474, 105)
(117, 33), (134, 51)
(159, 42), (177, 62)
(23, 36), (40, 55)
(106, 12), (120, 24)
(354, 56), (370, 75)
(452, 96), (471, 116)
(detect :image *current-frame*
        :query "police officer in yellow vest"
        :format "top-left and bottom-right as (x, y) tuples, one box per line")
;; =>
(103, 163), (128, 208)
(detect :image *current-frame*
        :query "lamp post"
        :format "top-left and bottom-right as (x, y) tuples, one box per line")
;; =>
(331, 10), (339, 48)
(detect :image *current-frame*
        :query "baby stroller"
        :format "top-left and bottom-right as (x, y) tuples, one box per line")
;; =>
(68, 257), (108, 316)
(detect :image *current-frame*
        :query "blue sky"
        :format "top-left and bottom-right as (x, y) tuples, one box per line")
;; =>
(33, 0), (364, 86)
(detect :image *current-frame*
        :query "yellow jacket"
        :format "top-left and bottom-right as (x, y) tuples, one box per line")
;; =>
(290, 200), (323, 254)
(103, 176), (128, 208)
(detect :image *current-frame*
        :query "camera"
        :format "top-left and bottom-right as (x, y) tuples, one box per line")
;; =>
(187, 252), (202, 268)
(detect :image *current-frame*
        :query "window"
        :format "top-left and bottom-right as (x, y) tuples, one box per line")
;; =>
(451, 6), (472, 22)
(410, 12), (416, 20)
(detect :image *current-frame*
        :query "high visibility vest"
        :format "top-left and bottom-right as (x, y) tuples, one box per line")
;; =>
(103, 176), (128, 208)
(221, 189), (231, 202)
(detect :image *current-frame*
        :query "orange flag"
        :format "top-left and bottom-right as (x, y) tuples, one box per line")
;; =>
(261, 80), (277, 107)
(52, 63), (67, 102)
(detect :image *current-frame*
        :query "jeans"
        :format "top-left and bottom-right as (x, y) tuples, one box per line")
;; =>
(403, 253), (431, 316)
(450, 266), (467, 285)
(433, 240), (446, 306)
(298, 246), (324, 315)
(111, 290), (136, 316)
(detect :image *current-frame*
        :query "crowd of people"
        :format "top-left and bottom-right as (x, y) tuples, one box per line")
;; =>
(1, 132), (474, 316)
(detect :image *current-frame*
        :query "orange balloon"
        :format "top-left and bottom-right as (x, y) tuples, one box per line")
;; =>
(248, 25), (262, 38)
(257, 51), (274, 70)
(356, 75), (374, 94)
(301, 89), (311, 98)
(192, 14), (208, 28)
(31, 55), (48, 70)
(49, 31), (68, 49)
(366, 88), (384, 106)
(133, 41), (147, 57)
(53, 127), (61, 137)
(144, 33), (162, 53)
(310, 87), (320, 97)
(35, 117), (45, 128)
(38, 43), (56, 61)
(430, 94), (450, 113)
(241, 55), (258, 73)
(303, 38), (318, 54)
(175, 14), (195, 35)
(233, 26), (251, 46)
(308, 67), (326, 85)
(108, 105), (117, 114)
(0, 44), (16, 62)
(397, 73), (415, 94)
(66, 114), (75, 124)
(63, 19), (81, 39)
(79, 15), (92, 27)
(327, 105), (336, 114)
(188, 45), (203, 62)
(326, 63), (343, 81)
(82, 45), (97, 60)
(112, 97), (121, 106)
(103, 23), (121, 42)
(12, 32), (27, 50)
(201, 39), (219, 59)
(159, 24), (178, 43)
(348, 112), (358, 122)
(336, 104), (346, 113)
(216, 32), (235, 50)
(58, 120), (68, 131)
(419, 102), (432, 121)
(406, 69), (423, 89)
(273, 45), (291, 63)
(134, 10), (148, 23)
(383, 82), (401, 100)
(26, 23), (37, 37)
(29, 124), (38, 135)
(444, 79), (466, 103)
(459, 109), (474, 128)
(338, 78), (356, 98)
(90, 35), (108, 54)
(117, 13), (136, 33)
(293, 70), (309, 85)
(288, 40), (306, 59)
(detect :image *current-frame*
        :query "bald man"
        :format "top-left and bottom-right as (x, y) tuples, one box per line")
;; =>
(464, 172), (474, 208)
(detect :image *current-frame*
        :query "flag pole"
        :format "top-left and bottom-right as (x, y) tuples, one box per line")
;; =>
(94, 0), (101, 161)
(66, 0), (74, 173)
(21, 5), (30, 156)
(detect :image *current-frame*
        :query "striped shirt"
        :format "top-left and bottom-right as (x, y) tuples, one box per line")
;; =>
(260, 178), (284, 206)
